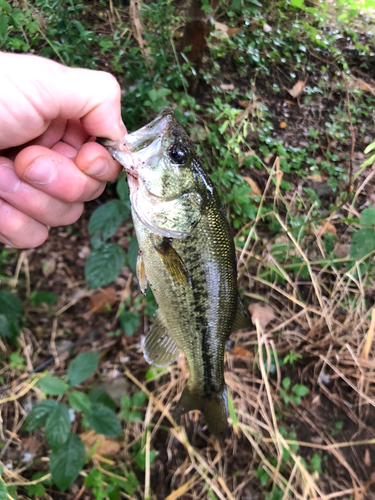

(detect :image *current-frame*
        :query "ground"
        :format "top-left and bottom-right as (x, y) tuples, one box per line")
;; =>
(1, 0), (375, 499)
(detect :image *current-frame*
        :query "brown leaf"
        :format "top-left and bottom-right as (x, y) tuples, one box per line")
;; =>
(227, 27), (242, 37)
(243, 176), (261, 195)
(308, 174), (324, 182)
(215, 21), (229, 32)
(220, 83), (235, 91)
(80, 431), (121, 456)
(230, 346), (254, 358)
(239, 100), (249, 108)
(89, 287), (118, 314)
(288, 80), (305, 98)
(333, 243), (350, 258)
(249, 303), (276, 329)
(318, 221), (337, 236)
(279, 122), (287, 129)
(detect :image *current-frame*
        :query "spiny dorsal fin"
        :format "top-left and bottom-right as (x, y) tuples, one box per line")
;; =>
(232, 296), (252, 332)
(144, 311), (180, 367)
(154, 238), (191, 286)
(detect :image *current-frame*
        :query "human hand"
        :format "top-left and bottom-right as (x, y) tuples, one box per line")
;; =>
(0, 52), (125, 248)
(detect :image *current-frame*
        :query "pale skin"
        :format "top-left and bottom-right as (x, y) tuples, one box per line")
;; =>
(0, 52), (125, 248)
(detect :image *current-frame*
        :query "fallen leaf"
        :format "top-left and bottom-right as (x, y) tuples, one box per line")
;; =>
(288, 80), (305, 98)
(308, 174), (324, 182)
(333, 243), (350, 258)
(318, 221), (337, 236)
(249, 303), (276, 329)
(284, 99), (296, 106)
(41, 257), (56, 277)
(220, 83), (235, 91)
(239, 100), (249, 108)
(243, 176), (261, 195)
(350, 76), (375, 96)
(89, 287), (118, 314)
(230, 346), (254, 358)
(215, 21), (229, 32)
(279, 122), (287, 129)
(80, 431), (121, 456)
(227, 27), (242, 36)
(263, 23), (272, 32)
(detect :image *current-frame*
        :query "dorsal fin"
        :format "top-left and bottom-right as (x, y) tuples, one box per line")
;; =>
(232, 296), (252, 332)
(143, 311), (180, 367)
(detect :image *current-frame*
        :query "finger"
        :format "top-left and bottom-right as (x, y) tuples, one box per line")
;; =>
(75, 142), (122, 180)
(14, 146), (106, 203)
(0, 159), (84, 227)
(0, 198), (49, 249)
(62, 118), (91, 149)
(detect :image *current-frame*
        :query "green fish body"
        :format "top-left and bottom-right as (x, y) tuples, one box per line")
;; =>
(99, 108), (251, 438)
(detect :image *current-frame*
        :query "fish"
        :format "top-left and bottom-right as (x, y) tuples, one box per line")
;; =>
(98, 107), (251, 439)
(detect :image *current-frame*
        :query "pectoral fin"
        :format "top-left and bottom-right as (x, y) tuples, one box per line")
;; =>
(144, 311), (180, 367)
(136, 251), (148, 296)
(232, 296), (252, 332)
(154, 238), (191, 287)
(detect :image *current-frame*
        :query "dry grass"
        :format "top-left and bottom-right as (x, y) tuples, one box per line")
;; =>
(1, 163), (375, 500)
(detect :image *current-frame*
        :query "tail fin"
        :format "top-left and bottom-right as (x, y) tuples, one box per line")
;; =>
(176, 385), (228, 440)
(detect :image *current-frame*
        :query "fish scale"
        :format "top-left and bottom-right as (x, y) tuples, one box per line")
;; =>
(98, 108), (252, 439)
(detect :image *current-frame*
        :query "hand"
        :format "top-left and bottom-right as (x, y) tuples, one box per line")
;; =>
(0, 52), (125, 248)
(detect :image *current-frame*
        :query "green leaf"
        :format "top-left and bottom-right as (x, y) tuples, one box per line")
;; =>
(68, 391), (91, 413)
(86, 404), (123, 437)
(30, 291), (58, 307)
(292, 384), (309, 397)
(88, 200), (130, 240)
(85, 243), (125, 289)
(0, 17), (7, 39)
(119, 311), (140, 336)
(311, 453), (321, 473)
(0, 290), (22, 317)
(350, 228), (375, 260)
(68, 352), (98, 387)
(360, 207), (375, 226)
(282, 377), (291, 390)
(132, 392), (147, 407)
(45, 403), (71, 451)
(38, 375), (68, 396)
(24, 400), (58, 431)
(0, 478), (6, 499)
(89, 389), (116, 410)
(116, 173), (130, 203)
(128, 234), (138, 272)
(50, 433), (85, 491)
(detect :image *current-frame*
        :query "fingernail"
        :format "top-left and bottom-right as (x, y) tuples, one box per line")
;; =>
(86, 157), (109, 177)
(0, 164), (21, 193)
(24, 157), (57, 185)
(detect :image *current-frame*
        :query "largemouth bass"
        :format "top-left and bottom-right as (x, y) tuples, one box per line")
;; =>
(99, 108), (251, 439)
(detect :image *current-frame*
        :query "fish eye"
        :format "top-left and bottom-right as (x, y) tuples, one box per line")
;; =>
(169, 145), (188, 165)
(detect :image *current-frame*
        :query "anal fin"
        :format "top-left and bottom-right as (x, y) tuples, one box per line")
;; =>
(144, 311), (180, 367)
(232, 296), (252, 332)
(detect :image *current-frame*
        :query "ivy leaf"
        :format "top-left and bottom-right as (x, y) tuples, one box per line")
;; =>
(45, 403), (71, 451)
(50, 434), (85, 491)
(38, 375), (68, 396)
(24, 400), (58, 431)
(292, 384), (309, 397)
(68, 352), (98, 387)
(68, 391), (91, 414)
(119, 311), (140, 336)
(85, 404), (123, 437)
(85, 243), (125, 289)
(88, 200), (130, 240)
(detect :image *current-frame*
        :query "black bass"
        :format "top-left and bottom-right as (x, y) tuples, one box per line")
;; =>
(99, 108), (251, 439)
